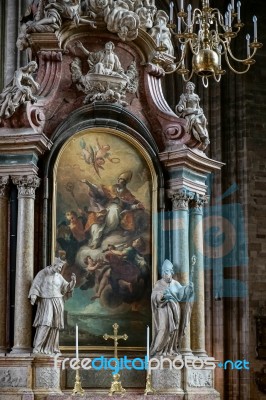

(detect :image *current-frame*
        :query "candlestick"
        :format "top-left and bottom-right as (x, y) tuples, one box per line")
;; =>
(228, 4), (232, 28)
(146, 326), (150, 364)
(169, 2), (174, 24)
(225, 11), (229, 28)
(178, 16), (181, 33)
(187, 4), (192, 27)
(246, 34), (250, 57)
(253, 16), (257, 41)
(76, 324), (79, 360)
(237, 1), (241, 22)
(218, 45), (222, 66)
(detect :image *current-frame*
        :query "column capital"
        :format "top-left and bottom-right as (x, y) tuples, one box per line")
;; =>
(0, 176), (9, 198)
(11, 175), (41, 199)
(169, 189), (194, 211)
(190, 194), (209, 214)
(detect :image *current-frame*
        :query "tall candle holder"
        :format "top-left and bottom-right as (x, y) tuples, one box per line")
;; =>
(72, 362), (84, 396)
(144, 326), (155, 395)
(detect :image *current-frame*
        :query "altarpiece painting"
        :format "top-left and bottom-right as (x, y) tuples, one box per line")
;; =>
(53, 128), (155, 349)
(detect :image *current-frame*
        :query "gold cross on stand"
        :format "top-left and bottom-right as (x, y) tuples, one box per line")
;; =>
(103, 323), (128, 396)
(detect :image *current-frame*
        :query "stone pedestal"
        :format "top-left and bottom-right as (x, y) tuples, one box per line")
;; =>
(150, 357), (220, 399)
(0, 356), (34, 400)
(32, 356), (62, 400)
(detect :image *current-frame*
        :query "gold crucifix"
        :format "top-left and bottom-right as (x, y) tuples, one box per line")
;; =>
(103, 323), (128, 359)
(103, 323), (128, 396)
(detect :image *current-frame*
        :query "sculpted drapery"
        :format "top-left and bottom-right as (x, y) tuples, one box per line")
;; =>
(150, 259), (194, 357)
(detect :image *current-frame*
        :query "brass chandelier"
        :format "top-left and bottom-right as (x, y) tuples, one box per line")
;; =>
(164, 0), (263, 87)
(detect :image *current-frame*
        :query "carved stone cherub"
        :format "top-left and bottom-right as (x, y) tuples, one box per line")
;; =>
(0, 61), (39, 121)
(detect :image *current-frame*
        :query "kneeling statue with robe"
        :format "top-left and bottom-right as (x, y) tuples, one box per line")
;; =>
(150, 259), (194, 357)
(29, 257), (76, 356)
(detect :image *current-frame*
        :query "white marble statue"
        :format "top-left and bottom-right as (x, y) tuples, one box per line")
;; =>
(175, 81), (210, 150)
(0, 61), (39, 121)
(150, 259), (194, 357)
(148, 10), (174, 56)
(28, 257), (76, 355)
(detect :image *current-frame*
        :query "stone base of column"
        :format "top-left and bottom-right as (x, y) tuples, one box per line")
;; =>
(0, 348), (6, 356)
(10, 346), (32, 356)
(192, 349), (208, 357)
(0, 356), (34, 400)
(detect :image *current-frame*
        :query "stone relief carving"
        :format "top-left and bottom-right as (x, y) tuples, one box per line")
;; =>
(0, 62), (39, 122)
(71, 41), (138, 106)
(35, 367), (60, 388)
(151, 369), (181, 389)
(175, 81), (210, 150)
(187, 370), (212, 388)
(17, 0), (96, 50)
(0, 369), (26, 387)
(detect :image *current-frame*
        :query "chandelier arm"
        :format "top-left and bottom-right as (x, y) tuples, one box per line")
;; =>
(227, 46), (257, 63)
(182, 69), (194, 82)
(211, 9), (225, 29)
(164, 58), (186, 75)
(188, 40), (200, 56)
(224, 52), (251, 74)
(213, 74), (222, 83)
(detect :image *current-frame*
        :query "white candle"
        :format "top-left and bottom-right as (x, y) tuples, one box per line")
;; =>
(180, 0), (184, 11)
(253, 16), (257, 41)
(228, 4), (232, 28)
(156, 32), (160, 47)
(218, 44), (222, 66)
(146, 326), (150, 363)
(187, 4), (192, 27)
(178, 16), (181, 33)
(76, 324), (79, 359)
(246, 34), (250, 57)
(231, 0), (234, 10)
(170, 2), (174, 24)
(225, 11), (229, 28)
(237, 1), (241, 22)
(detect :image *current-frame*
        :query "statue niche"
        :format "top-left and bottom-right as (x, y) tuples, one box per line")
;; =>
(71, 41), (138, 106)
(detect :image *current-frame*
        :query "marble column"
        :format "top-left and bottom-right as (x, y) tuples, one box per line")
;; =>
(170, 189), (193, 354)
(0, 176), (9, 354)
(190, 194), (208, 356)
(11, 174), (40, 354)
